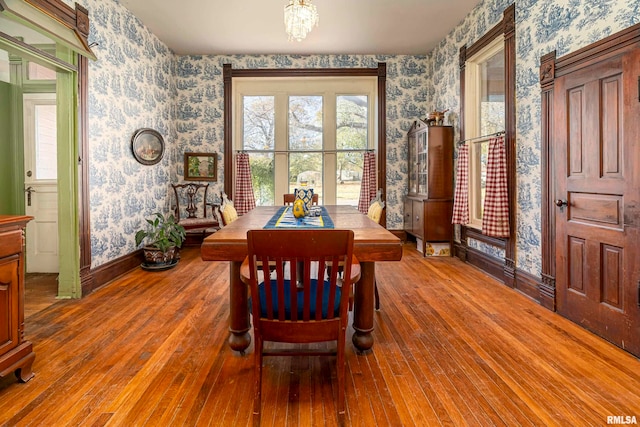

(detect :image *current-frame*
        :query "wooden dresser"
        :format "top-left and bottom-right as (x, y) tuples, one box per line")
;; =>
(0, 215), (35, 383)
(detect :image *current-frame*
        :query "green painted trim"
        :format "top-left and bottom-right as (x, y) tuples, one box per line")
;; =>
(0, 0), (96, 60)
(0, 82), (13, 213)
(55, 46), (80, 298)
(0, 36), (75, 73)
(9, 82), (24, 213)
(0, 81), (25, 214)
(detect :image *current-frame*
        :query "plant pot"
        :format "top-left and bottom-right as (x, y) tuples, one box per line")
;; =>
(142, 245), (179, 267)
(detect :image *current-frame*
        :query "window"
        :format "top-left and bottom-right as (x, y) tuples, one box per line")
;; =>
(464, 37), (505, 229)
(234, 77), (376, 206)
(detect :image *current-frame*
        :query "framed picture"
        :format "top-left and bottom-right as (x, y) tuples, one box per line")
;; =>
(131, 128), (164, 165)
(184, 152), (217, 181)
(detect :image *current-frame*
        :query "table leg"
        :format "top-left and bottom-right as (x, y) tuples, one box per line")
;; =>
(228, 261), (251, 353)
(352, 261), (375, 352)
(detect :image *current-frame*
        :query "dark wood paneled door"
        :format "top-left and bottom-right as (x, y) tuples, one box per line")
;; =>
(554, 48), (640, 356)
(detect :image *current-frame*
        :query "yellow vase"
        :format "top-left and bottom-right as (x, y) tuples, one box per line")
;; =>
(292, 199), (306, 218)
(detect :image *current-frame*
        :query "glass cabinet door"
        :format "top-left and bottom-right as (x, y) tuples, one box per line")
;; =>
(408, 131), (417, 194)
(417, 131), (428, 195)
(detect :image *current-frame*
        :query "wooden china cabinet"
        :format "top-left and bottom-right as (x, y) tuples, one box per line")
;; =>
(0, 215), (35, 382)
(404, 121), (454, 255)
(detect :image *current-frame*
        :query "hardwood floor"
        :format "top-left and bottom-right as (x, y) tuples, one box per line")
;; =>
(1, 244), (639, 426)
(24, 273), (59, 318)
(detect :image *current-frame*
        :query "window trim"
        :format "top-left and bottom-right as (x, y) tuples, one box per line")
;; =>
(223, 63), (388, 225)
(459, 4), (516, 279)
(233, 77), (377, 205)
(464, 36), (504, 229)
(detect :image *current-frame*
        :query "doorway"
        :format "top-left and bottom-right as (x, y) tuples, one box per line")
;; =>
(0, 17), (82, 298)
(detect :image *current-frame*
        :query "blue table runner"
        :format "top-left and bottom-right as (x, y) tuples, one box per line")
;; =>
(264, 206), (334, 229)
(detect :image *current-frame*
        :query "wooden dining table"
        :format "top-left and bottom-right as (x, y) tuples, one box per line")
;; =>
(200, 205), (403, 353)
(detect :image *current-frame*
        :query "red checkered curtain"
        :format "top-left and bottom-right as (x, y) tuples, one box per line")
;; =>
(234, 153), (256, 215)
(358, 151), (377, 213)
(482, 136), (510, 237)
(451, 143), (469, 225)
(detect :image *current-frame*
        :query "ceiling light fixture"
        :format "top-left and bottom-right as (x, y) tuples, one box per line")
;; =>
(284, 0), (319, 42)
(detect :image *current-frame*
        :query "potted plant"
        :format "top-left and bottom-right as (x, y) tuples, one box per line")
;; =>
(135, 212), (186, 268)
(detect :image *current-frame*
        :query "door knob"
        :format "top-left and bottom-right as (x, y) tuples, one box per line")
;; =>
(555, 199), (568, 207)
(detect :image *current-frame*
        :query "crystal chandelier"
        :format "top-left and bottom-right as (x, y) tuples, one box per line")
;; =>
(284, 0), (319, 42)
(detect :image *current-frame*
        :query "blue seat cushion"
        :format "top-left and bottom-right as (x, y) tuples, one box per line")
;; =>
(250, 279), (341, 319)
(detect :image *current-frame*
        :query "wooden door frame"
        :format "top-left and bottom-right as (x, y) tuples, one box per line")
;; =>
(1, 0), (93, 296)
(539, 22), (640, 310)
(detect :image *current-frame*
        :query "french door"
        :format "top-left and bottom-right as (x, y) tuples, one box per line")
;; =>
(234, 77), (376, 206)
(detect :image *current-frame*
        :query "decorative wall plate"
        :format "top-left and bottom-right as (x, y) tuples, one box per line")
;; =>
(131, 128), (164, 165)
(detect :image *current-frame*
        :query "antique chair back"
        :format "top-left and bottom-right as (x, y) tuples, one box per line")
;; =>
(241, 229), (360, 424)
(170, 183), (219, 239)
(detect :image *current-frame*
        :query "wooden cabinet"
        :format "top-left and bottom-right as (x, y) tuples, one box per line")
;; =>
(405, 122), (453, 255)
(0, 215), (35, 383)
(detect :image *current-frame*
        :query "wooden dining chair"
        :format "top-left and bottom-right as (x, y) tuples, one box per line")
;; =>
(367, 190), (385, 310)
(283, 193), (319, 205)
(241, 229), (360, 425)
(214, 192), (238, 227)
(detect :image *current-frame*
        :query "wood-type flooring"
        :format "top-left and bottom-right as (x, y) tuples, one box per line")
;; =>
(1, 244), (638, 426)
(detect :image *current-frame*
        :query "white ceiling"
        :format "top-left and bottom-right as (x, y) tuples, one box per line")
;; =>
(119, 0), (481, 56)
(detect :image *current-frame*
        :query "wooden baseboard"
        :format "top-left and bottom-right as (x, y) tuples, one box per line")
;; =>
(453, 242), (545, 305)
(514, 268), (541, 302)
(463, 246), (505, 283)
(88, 249), (143, 295)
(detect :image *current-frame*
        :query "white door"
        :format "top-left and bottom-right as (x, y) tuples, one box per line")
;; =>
(23, 93), (58, 273)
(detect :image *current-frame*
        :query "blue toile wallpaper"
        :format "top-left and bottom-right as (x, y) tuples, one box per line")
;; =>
(76, 0), (640, 278)
(427, 0), (640, 276)
(172, 54), (428, 233)
(80, 0), (177, 267)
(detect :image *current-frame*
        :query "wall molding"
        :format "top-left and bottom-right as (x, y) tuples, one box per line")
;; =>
(453, 242), (543, 304)
(88, 250), (143, 295)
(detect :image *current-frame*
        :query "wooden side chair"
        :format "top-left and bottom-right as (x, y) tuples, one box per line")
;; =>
(215, 192), (238, 227)
(283, 193), (319, 205)
(241, 229), (361, 425)
(170, 183), (220, 244)
(367, 189), (385, 310)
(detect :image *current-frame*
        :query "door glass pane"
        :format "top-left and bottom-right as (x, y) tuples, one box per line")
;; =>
(336, 151), (363, 206)
(289, 152), (322, 202)
(243, 96), (275, 150)
(250, 152), (274, 206)
(336, 95), (367, 150)
(35, 104), (56, 180)
(289, 96), (322, 150)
